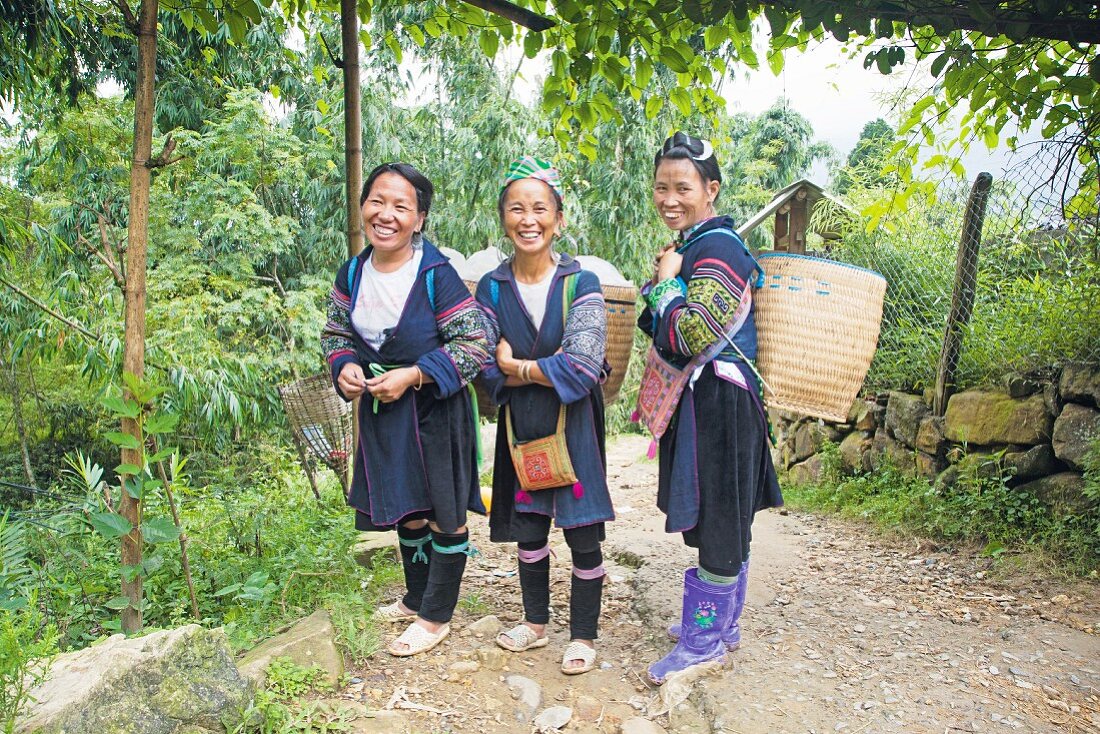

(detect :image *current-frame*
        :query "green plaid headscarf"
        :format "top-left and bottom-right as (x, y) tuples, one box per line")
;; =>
(502, 156), (563, 201)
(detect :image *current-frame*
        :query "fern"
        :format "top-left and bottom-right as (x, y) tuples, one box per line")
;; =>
(0, 514), (31, 612)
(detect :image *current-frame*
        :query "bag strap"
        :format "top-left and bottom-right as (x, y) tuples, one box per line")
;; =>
(346, 256), (359, 296)
(506, 403), (567, 447)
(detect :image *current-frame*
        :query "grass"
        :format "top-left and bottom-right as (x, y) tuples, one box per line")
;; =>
(781, 441), (1100, 578)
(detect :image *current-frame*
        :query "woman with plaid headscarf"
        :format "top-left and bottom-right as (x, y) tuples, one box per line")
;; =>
(476, 156), (614, 675)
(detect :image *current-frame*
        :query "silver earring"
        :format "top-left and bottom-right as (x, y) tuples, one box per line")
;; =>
(412, 231), (424, 249)
(496, 235), (514, 263)
(555, 232), (580, 257)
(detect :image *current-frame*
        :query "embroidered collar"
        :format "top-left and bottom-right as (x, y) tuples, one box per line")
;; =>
(679, 217), (715, 242)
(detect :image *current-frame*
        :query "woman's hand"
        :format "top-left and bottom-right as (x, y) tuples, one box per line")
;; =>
(650, 241), (676, 284)
(496, 338), (516, 376)
(338, 363), (368, 399)
(366, 366), (421, 404)
(656, 248), (683, 283)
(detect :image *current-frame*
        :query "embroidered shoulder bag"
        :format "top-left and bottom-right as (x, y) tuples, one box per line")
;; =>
(505, 273), (579, 491)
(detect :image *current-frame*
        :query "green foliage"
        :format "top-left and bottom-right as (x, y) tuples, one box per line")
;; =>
(265, 657), (333, 700)
(784, 444), (1100, 576)
(0, 598), (58, 734)
(832, 182), (1100, 391)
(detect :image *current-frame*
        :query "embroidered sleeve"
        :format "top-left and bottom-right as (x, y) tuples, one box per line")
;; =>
(651, 239), (749, 357)
(321, 258), (362, 399)
(538, 271), (607, 404)
(416, 265), (491, 399)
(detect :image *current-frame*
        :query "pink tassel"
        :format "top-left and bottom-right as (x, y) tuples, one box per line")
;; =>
(629, 409), (640, 423)
(516, 489), (533, 504)
(572, 482), (584, 499)
(646, 439), (657, 460)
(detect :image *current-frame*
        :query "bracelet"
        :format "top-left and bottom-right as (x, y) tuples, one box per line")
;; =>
(413, 366), (424, 391)
(518, 360), (532, 383)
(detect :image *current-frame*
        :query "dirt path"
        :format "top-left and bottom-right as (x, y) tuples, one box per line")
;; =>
(336, 435), (1100, 734)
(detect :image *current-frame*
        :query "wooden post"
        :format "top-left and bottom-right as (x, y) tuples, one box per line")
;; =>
(933, 173), (993, 416)
(341, 0), (363, 259)
(788, 187), (809, 254)
(341, 0), (363, 494)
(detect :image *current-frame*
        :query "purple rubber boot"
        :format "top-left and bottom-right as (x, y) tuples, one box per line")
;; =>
(648, 568), (736, 685)
(667, 560), (749, 649)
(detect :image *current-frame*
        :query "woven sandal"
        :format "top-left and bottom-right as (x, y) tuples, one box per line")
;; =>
(561, 640), (597, 675)
(373, 600), (417, 623)
(387, 621), (451, 657)
(495, 623), (550, 653)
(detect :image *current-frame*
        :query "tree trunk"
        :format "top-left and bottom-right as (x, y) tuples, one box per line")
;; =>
(5, 358), (37, 488)
(119, 0), (159, 635)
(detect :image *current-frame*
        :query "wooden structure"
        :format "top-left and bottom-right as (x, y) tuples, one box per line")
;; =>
(737, 179), (853, 253)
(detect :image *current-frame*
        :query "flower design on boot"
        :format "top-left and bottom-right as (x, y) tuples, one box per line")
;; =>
(693, 600), (718, 629)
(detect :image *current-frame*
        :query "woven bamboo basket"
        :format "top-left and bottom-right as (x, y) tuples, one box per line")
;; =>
(601, 284), (638, 405)
(754, 253), (886, 422)
(463, 278), (638, 412)
(278, 373), (354, 482)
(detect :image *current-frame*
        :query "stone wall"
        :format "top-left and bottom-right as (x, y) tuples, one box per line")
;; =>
(773, 362), (1100, 515)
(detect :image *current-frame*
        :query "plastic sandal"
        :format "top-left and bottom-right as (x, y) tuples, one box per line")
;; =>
(560, 640), (597, 675)
(495, 623), (550, 653)
(373, 600), (417, 623)
(387, 621), (451, 657)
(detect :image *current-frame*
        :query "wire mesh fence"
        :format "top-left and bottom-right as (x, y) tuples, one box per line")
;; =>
(819, 139), (1100, 396)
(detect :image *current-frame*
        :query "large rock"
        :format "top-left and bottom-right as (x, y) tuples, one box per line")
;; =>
(869, 430), (916, 475)
(838, 431), (873, 474)
(1051, 403), (1100, 470)
(1003, 444), (1061, 479)
(353, 531), (398, 568)
(885, 392), (928, 447)
(791, 422), (840, 463)
(787, 454), (825, 485)
(944, 391), (1053, 446)
(238, 610), (343, 688)
(847, 400), (878, 431)
(17, 625), (250, 734)
(1060, 362), (1100, 407)
(1017, 472), (1092, 516)
(915, 416), (946, 456)
(915, 451), (945, 479)
(1003, 373), (1042, 398)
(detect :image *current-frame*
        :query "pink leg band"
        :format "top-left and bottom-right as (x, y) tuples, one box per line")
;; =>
(517, 544), (551, 564)
(572, 565), (606, 580)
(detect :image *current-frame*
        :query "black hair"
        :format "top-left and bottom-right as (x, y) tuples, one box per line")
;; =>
(653, 132), (722, 199)
(361, 162), (435, 222)
(496, 178), (564, 224)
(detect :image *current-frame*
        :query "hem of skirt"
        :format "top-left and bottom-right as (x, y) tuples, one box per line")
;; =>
(356, 504), (434, 529)
(553, 513), (615, 530)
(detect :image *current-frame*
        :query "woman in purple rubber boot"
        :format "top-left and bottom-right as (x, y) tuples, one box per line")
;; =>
(637, 133), (783, 685)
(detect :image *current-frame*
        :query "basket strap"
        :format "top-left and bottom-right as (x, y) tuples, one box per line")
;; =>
(680, 226), (765, 289)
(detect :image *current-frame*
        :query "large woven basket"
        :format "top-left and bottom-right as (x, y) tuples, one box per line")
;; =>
(278, 373), (354, 483)
(463, 278), (638, 411)
(601, 284), (638, 404)
(754, 253), (886, 422)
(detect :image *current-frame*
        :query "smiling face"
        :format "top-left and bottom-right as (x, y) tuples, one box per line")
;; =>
(501, 178), (563, 258)
(361, 172), (425, 255)
(653, 158), (720, 233)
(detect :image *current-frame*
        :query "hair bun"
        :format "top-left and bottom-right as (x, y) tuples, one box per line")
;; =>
(662, 132), (714, 162)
